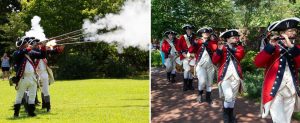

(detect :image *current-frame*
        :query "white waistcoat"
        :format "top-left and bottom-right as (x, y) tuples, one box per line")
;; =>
(36, 60), (47, 72)
(278, 62), (296, 95)
(198, 49), (213, 68)
(24, 61), (35, 74)
(223, 58), (240, 81)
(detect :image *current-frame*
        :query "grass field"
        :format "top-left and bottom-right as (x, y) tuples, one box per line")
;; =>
(0, 79), (149, 123)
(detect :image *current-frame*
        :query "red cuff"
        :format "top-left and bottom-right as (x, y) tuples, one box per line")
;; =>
(26, 47), (32, 52)
(41, 46), (46, 51)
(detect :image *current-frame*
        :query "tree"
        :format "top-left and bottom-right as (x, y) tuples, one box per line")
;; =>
(151, 0), (235, 40)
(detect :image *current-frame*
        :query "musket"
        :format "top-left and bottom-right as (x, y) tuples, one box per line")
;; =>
(39, 28), (86, 44)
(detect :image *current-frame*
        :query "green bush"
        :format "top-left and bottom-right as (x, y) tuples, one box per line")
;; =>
(54, 53), (96, 79)
(241, 50), (264, 99)
(241, 50), (258, 73)
(51, 42), (148, 80)
(151, 50), (162, 67)
(243, 70), (264, 99)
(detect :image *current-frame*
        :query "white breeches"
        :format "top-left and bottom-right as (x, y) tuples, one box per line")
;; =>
(182, 58), (193, 79)
(39, 71), (50, 96)
(221, 76), (240, 103)
(270, 86), (296, 123)
(196, 64), (215, 92)
(15, 73), (37, 104)
(164, 58), (176, 74)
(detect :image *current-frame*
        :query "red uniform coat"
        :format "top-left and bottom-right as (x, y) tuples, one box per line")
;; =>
(161, 38), (179, 58)
(177, 34), (197, 60)
(254, 43), (300, 114)
(212, 44), (245, 83)
(188, 38), (218, 62)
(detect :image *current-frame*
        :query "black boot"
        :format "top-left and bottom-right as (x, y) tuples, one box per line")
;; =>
(28, 104), (36, 117)
(206, 91), (212, 104)
(42, 93), (46, 109)
(13, 104), (21, 117)
(171, 74), (176, 83)
(183, 79), (188, 91)
(45, 96), (51, 112)
(228, 108), (236, 123)
(197, 90), (204, 103)
(167, 72), (171, 82)
(223, 108), (230, 123)
(188, 79), (194, 90)
(35, 91), (40, 105)
(22, 93), (29, 113)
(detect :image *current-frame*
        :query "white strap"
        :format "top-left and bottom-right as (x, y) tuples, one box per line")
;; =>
(184, 34), (192, 48)
(166, 39), (177, 53)
(25, 54), (34, 64)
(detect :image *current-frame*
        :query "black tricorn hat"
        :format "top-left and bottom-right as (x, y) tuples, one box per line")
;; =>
(220, 29), (240, 39)
(164, 30), (177, 36)
(29, 38), (40, 45)
(16, 36), (36, 47)
(197, 27), (211, 36)
(182, 24), (195, 30)
(269, 17), (300, 31)
(267, 21), (280, 32)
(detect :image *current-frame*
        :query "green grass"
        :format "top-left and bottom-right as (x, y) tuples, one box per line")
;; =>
(0, 79), (149, 123)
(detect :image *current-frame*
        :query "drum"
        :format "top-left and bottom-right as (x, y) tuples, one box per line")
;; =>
(175, 57), (183, 72)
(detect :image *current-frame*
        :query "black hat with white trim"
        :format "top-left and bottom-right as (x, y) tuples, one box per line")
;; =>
(197, 27), (211, 36)
(219, 29), (240, 39)
(29, 38), (40, 45)
(164, 30), (177, 36)
(16, 36), (36, 47)
(182, 24), (195, 30)
(269, 17), (300, 31)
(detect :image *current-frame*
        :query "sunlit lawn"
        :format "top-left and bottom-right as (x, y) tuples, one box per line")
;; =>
(0, 79), (149, 123)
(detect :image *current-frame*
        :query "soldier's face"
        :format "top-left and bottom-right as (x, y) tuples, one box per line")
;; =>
(227, 36), (239, 44)
(202, 32), (210, 38)
(284, 28), (297, 38)
(168, 34), (174, 39)
(186, 29), (192, 35)
(20, 43), (29, 49)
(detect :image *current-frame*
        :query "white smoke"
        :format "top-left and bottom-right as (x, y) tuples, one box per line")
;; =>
(82, 0), (150, 51)
(25, 16), (47, 41)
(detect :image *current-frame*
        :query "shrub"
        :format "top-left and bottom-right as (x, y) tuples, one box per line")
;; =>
(151, 49), (162, 67)
(240, 50), (258, 73)
(243, 70), (264, 99)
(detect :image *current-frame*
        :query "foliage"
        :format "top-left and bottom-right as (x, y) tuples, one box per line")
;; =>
(240, 50), (258, 72)
(50, 42), (149, 79)
(151, 49), (162, 67)
(0, 0), (148, 79)
(0, 79), (149, 123)
(243, 70), (264, 99)
(151, 0), (235, 40)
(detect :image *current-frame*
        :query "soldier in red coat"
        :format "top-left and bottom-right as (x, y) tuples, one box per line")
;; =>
(212, 29), (245, 123)
(177, 24), (197, 91)
(254, 17), (300, 123)
(161, 30), (179, 83)
(189, 27), (218, 104)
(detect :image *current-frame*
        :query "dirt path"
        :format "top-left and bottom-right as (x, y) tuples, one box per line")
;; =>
(151, 67), (298, 123)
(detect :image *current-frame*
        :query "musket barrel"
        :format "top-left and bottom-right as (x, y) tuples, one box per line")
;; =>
(41, 29), (85, 43)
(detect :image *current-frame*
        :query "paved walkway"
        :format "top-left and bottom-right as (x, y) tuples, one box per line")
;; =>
(151, 67), (298, 123)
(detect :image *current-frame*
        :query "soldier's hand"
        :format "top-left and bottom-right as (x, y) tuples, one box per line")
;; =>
(269, 35), (279, 46)
(56, 45), (64, 53)
(182, 53), (187, 58)
(281, 34), (294, 48)
(218, 44), (223, 50)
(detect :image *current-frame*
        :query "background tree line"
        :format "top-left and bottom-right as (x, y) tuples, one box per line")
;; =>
(0, 0), (149, 79)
